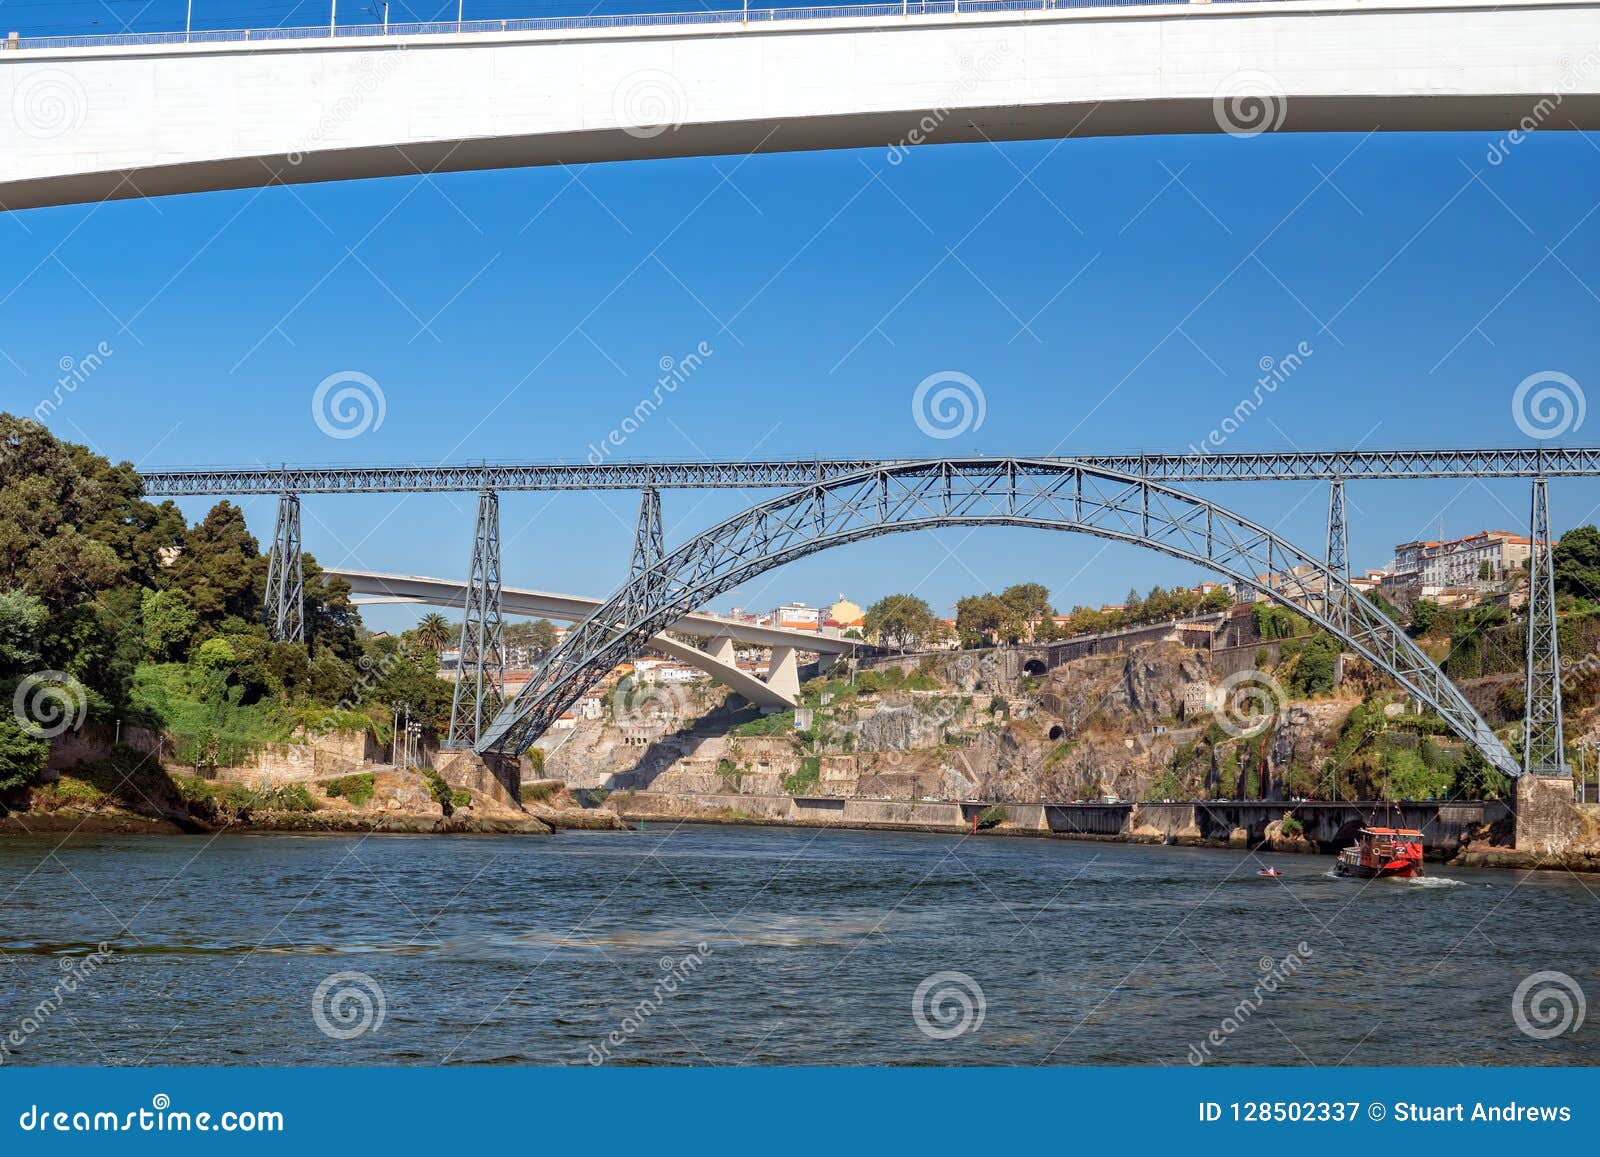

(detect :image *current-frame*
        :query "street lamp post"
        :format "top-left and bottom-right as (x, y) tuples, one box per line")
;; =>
(185, 0), (193, 40)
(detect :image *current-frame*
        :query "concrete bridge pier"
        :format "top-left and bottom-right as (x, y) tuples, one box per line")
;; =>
(1514, 774), (1581, 854)
(766, 646), (800, 704)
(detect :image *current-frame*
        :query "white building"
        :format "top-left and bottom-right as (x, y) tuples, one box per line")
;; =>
(1390, 530), (1534, 588)
(770, 602), (823, 632)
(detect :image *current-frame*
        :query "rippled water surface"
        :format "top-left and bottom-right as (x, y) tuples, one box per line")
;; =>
(1, 824), (1595, 1065)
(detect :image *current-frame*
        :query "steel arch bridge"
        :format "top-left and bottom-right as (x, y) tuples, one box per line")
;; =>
(475, 458), (1520, 778)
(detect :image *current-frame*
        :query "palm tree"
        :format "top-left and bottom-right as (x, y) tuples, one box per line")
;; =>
(415, 612), (453, 652)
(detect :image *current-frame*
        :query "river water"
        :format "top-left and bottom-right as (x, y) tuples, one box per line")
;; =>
(0, 824), (1594, 1066)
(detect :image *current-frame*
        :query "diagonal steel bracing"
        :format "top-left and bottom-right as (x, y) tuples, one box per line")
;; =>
(1524, 476), (1565, 776)
(477, 458), (1519, 778)
(262, 491), (304, 643)
(1326, 478), (1348, 581)
(138, 446), (1600, 495)
(446, 489), (506, 748)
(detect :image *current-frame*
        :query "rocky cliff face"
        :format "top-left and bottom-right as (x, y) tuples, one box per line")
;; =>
(541, 641), (1368, 805)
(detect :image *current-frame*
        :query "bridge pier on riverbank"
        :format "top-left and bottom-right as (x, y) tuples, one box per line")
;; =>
(434, 748), (521, 808)
(1514, 775), (1582, 854)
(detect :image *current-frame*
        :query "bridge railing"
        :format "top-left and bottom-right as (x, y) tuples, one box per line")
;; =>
(3, 0), (1263, 53)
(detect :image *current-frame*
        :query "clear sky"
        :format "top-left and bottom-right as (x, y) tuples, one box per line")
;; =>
(6, 1), (1600, 632)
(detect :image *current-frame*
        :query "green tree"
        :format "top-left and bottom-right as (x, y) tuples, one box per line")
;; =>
(169, 501), (265, 629)
(864, 594), (944, 652)
(0, 590), (47, 675)
(1408, 598), (1440, 638)
(414, 612), (453, 652)
(528, 619), (559, 653)
(1554, 525), (1600, 603)
(193, 636), (237, 671)
(0, 713), (48, 793)
(954, 594), (1006, 648)
(303, 559), (361, 661)
(1288, 633), (1341, 698)
(141, 587), (197, 662)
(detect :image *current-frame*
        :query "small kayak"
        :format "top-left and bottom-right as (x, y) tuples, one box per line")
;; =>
(1256, 868), (1283, 879)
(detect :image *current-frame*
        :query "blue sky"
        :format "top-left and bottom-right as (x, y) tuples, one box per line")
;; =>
(5, 4), (1600, 629)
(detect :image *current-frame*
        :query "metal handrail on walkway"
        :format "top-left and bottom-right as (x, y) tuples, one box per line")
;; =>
(1, 0), (1257, 53)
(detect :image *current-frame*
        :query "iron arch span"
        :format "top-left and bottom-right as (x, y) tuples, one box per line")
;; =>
(476, 459), (1519, 778)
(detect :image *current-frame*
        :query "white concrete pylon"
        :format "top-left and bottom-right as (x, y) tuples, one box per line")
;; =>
(767, 646), (800, 702)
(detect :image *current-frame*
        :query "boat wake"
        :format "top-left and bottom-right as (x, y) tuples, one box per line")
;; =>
(1392, 874), (1466, 888)
(1320, 870), (1464, 887)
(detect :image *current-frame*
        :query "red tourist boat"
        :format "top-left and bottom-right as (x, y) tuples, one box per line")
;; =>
(1334, 827), (1424, 879)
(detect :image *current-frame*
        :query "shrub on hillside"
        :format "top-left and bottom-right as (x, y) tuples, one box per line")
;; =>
(323, 773), (375, 806)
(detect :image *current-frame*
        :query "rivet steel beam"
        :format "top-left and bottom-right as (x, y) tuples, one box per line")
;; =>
(139, 447), (1600, 495)
(1523, 475), (1565, 776)
(445, 488), (506, 748)
(262, 491), (304, 643)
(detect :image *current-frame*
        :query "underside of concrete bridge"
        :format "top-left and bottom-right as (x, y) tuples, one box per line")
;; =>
(2, 0), (1597, 210)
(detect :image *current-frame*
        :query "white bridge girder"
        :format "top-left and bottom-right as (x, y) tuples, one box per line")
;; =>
(329, 567), (855, 709)
(2, 0), (1598, 210)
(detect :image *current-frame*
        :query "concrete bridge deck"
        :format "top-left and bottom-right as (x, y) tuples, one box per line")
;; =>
(330, 566), (856, 710)
(3, 0), (1597, 210)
